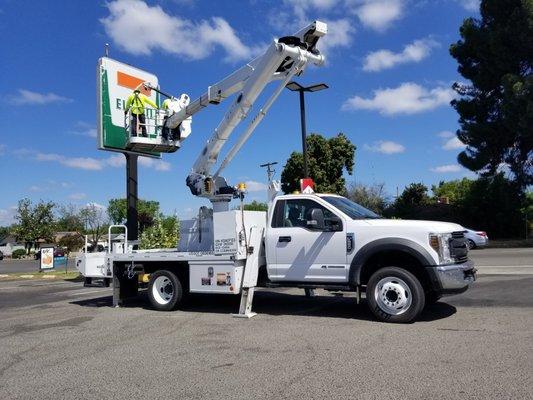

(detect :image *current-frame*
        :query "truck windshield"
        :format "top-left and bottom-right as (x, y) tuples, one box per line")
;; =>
(322, 196), (381, 219)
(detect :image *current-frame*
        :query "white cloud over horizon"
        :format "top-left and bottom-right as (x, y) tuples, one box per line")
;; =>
(364, 140), (405, 154)
(430, 164), (462, 173)
(68, 193), (87, 201)
(244, 180), (268, 192)
(0, 206), (17, 226)
(16, 149), (171, 172)
(9, 89), (73, 106)
(363, 38), (439, 72)
(342, 82), (455, 115)
(442, 136), (466, 150)
(101, 0), (260, 62)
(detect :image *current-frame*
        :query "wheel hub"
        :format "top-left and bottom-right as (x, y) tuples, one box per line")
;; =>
(152, 276), (174, 305)
(374, 277), (412, 316)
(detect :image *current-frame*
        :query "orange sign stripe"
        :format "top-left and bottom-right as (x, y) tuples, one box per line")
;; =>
(117, 71), (151, 95)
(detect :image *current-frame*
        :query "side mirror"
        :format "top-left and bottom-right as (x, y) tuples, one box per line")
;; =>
(326, 216), (343, 232)
(307, 208), (325, 230)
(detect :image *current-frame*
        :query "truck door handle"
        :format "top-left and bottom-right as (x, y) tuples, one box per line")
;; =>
(278, 236), (291, 243)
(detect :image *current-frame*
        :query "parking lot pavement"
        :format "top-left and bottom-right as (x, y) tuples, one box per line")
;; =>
(0, 274), (532, 400)
(469, 248), (533, 274)
(0, 259), (73, 274)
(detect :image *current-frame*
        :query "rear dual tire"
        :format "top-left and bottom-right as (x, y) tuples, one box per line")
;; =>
(366, 267), (425, 323)
(148, 270), (183, 311)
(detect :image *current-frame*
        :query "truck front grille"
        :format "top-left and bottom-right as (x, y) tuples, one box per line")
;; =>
(450, 231), (468, 263)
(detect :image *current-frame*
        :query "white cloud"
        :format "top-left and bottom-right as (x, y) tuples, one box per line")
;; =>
(284, 0), (339, 24)
(438, 130), (454, 138)
(101, 0), (258, 62)
(35, 153), (103, 170)
(245, 180), (268, 192)
(442, 136), (466, 150)
(348, 0), (404, 31)
(9, 89), (73, 105)
(0, 144), (5, 155)
(138, 156), (171, 171)
(430, 164), (462, 173)
(320, 19), (355, 55)
(21, 150), (169, 172)
(106, 154), (126, 168)
(342, 82), (455, 115)
(363, 38), (438, 72)
(456, 0), (479, 11)
(0, 206), (17, 226)
(68, 193), (87, 201)
(364, 140), (405, 154)
(71, 122), (97, 138)
(28, 185), (44, 192)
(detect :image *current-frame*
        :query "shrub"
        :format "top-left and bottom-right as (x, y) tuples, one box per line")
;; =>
(12, 249), (26, 259)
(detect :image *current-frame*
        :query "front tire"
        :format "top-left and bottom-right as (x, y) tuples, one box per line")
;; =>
(148, 270), (183, 311)
(366, 267), (425, 323)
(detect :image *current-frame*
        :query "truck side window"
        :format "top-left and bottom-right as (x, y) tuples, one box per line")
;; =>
(282, 199), (338, 230)
(271, 200), (285, 228)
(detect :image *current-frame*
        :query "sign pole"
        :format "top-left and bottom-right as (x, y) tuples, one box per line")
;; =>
(125, 153), (138, 243)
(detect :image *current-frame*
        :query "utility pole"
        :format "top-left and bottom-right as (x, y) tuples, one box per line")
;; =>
(260, 161), (278, 183)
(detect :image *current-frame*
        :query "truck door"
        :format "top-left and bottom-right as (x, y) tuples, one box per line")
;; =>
(266, 198), (348, 283)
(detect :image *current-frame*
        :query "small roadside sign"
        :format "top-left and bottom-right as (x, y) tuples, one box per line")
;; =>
(40, 247), (54, 270)
(300, 178), (315, 194)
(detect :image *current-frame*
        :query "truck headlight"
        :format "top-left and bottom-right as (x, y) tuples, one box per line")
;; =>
(429, 233), (454, 265)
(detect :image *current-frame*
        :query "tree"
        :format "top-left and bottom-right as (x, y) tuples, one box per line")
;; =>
(57, 233), (84, 254)
(431, 178), (474, 203)
(450, 0), (533, 190)
(459, 174), (524, 238)
(140, 216), (180, 249)
(107, 198), (160, 233)
(13, 199), (55, 254)
(0, 226), (10, 243)
(345, 183), (388, 215)
(281, 133), (356, 194)
(80, 203), (108, 251)
(243, 201), (268, 212)
(55, 204), (84, 232)
(392, 183), (431, 219)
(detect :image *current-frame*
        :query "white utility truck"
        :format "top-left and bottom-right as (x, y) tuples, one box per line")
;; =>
(77, 21), (476, 323)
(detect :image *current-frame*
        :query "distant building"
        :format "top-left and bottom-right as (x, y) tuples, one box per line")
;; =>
(0, 235), (25, 256)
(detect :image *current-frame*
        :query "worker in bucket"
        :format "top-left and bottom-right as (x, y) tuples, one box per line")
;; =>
(161, 98), (179, 142)
(124, 86), (158, 137)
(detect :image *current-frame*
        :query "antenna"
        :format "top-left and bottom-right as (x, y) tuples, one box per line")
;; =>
(105, 43), (109, 57)
(260, 161), (278, 183)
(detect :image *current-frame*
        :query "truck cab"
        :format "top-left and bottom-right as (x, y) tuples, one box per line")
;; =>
(262, 193), (476, 322)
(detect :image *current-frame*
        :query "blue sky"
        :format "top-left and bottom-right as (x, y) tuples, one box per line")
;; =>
(0, 0), (479, 225)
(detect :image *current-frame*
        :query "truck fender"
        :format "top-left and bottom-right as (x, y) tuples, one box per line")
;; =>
(349, 238), (435, 285)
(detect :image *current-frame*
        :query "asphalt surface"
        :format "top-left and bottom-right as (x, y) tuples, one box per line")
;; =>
(0, 258), (73, 274)
(1, 247), (532, 274)
(0, 273), (532, 399)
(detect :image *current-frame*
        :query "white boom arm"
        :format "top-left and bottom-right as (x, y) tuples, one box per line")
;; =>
(169, 21), (328, 207)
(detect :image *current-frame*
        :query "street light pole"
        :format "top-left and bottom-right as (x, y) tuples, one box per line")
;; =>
(298, 90), (309, 178)
(286, 82), (329, 180)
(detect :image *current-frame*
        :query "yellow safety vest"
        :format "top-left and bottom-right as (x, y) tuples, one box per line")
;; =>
(125, 92), (158, 115)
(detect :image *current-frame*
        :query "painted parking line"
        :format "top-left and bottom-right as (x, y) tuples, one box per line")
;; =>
(66, 289), (112, 297)
(477, 266), (533, 274)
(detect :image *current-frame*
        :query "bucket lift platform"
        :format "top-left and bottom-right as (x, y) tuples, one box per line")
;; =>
(125, 109), (181, 153)
(126, 136), (180, 153)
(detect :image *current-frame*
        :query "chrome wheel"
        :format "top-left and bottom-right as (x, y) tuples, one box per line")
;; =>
(374, 277), (412, 316)
(152, 276), (174, 305)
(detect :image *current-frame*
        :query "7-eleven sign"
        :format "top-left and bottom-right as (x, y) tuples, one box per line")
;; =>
(300, 178), (315, 194)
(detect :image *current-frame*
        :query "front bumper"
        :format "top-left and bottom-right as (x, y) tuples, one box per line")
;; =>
(427, 260), (476, 295)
